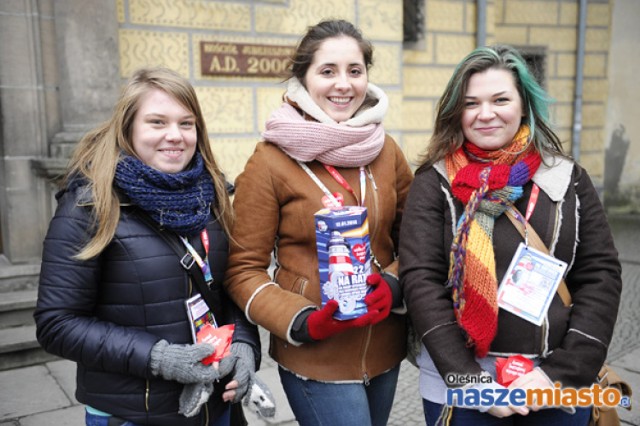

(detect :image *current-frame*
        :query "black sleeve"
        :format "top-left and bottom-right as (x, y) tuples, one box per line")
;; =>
(399, 168), (483, 383)
(539, 165), (622, 387)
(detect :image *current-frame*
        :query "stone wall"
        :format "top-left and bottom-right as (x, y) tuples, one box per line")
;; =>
(605, 0), (640, 212)
(2, 0), (635, 285)
(401, 0), (613, 182)
(115, 0), (405, 181)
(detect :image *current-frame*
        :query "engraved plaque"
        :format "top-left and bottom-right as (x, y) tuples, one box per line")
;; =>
(201, 41), (294, 78)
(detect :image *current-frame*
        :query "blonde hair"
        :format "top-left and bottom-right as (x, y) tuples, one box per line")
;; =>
(64, 67), (233, 260)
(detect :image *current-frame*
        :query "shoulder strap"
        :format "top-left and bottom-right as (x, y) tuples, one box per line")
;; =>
(133, 209), (222, 318)
(505, 207), (572, 307)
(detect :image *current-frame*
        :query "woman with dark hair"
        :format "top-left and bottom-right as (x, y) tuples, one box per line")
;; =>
(400, 45), (622, 425)
(224, 19), (413, 426)
(35, 67), (262, 426)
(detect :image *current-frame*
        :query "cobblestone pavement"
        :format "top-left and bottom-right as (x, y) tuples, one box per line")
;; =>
(388, 361), (423, 425)
(607, 214), (640, 361)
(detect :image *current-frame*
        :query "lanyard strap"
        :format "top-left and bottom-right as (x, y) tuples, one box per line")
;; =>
(323, 165), (367, 206)
(179, 229), (213, 284)
(506, 183), (541, 246)
(298, 161), (341, 208)
(525, 183), (540, 222)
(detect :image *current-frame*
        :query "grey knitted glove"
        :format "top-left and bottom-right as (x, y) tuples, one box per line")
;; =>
(178, 342), (256, 418)
(179, 382), (213, 417)
(227, 342), (255, 403)
(149, 340), (220, 384)
(216, 350), (238, 380)
(243, 373), (276, 419)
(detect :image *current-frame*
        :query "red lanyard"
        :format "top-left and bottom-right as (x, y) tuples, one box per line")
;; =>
(323, 165), (367, 206)
(525, 184), (540, 223)
(507, 183), (540, 247)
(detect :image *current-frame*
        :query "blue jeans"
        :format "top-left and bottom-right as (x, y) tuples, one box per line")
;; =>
(423, 399), (591, 426)
(85, 411), (137, 426)
(279, 365), (400, 426)
(85, 406), (230, 426)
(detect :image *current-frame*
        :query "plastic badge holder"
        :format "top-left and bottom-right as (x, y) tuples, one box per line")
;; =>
(185, 294), (234, 364)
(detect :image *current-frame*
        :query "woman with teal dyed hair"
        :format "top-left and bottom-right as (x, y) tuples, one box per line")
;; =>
(422, 44), (563, 170)
(400, 45), (621, 425)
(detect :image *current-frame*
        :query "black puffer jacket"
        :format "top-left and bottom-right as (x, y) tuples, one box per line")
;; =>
(35, 185), (260, 425)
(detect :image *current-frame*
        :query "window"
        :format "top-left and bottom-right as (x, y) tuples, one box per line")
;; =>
(517, 46), (547, 88)
(403, 0), (425, 44)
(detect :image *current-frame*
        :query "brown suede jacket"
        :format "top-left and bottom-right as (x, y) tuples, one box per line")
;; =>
(225, 137), (413, 381)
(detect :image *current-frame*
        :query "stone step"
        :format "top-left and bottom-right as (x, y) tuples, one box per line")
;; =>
(0, 324), (58, 371)
(0, 289), (37, 329)
(0, 262), (40, 293)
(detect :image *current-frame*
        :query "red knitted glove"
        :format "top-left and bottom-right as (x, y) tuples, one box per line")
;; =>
(364, 273), (392, 325)
(307, 300), (374, 341)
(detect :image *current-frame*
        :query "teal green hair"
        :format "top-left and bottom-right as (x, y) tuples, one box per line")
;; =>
(419, 44), (565, 170)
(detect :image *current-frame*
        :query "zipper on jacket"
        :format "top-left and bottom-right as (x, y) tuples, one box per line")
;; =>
(540, 203), (563, 355)
(539, 202), (562, 356)
(551, 202), (562, 253)
(539, 319), (548, 355)
(363, 372), (371, 386)
(361, 325), (373, 386)
(145, 380), (150, 412)
(366, 166), (378, 191)
(366, 167), (382, 272)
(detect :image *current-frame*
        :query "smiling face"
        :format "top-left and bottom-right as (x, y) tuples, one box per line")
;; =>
(131, 88), (198, 173)
(303, 36), (368, 123)
(462, 68), (524, 151)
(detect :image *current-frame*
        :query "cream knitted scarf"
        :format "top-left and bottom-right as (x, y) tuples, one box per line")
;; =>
(261, 78), (387, 167)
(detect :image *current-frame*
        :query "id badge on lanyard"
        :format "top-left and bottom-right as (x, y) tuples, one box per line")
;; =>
(497, 243), (567, 326)
(496, 184), (567, 326)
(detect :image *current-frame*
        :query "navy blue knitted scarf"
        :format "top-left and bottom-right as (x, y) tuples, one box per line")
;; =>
(114, 152), (215, 236)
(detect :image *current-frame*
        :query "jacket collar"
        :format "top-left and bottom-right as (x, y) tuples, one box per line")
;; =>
(284, 78), (388, 127)
(66, 183), (133, 207)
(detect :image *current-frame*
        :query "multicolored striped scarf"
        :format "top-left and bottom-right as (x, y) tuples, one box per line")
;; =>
(445, 125), (541, 357)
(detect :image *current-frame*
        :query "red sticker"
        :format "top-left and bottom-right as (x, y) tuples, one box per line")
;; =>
(321, 192), (344, 209)
(352, 243), (367, 264)
(495, 355), (534, 386)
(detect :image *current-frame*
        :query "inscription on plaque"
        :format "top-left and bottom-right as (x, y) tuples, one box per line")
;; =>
(201, 41), (294, 78)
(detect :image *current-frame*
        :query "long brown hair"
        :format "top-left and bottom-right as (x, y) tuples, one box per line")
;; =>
(64, 67), (232, 260)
